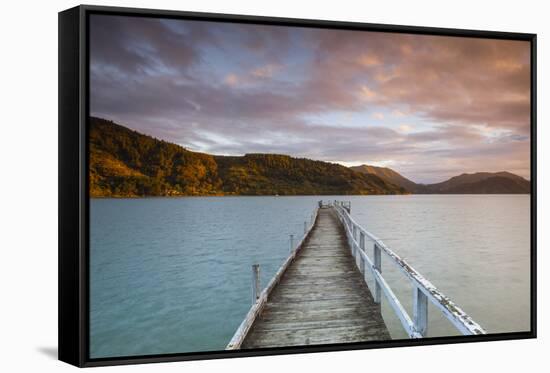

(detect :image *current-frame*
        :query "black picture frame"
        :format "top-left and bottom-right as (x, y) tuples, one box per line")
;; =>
(59, 4), (537, 368)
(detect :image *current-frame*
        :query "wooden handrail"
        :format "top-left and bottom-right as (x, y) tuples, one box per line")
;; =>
(333, 201), (486, 337)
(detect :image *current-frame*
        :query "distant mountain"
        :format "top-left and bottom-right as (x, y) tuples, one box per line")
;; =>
(350, 165), (530, 194)
(90, 117), (529, 197)
(89, 117), (406, 197)
(350, 165), (419, 192)
(419, 172), (530, 194)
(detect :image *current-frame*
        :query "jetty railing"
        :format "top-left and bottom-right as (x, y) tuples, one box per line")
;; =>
(226, 205), (321, 349)
(333, 201), (486, 338)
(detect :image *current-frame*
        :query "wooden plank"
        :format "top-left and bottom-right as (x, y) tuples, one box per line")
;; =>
(252, 318), (379, 332)
(260, 305), (385, 323)
(240, 208), (390, 349)
(244, 325), (386, 349)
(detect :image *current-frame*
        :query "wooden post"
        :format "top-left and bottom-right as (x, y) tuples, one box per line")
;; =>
(373, 243), (382, 303)
(359, 232), (365, 273)
(289, 234), (294, 253)
(304, 221), (307, 234)
(252, 264), (260, 305)
(413, 287), (428, 336)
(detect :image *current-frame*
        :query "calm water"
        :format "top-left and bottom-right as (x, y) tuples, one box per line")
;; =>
(90, 195), (530, 358)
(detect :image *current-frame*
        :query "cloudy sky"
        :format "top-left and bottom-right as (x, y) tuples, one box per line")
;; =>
(90, 15), (531, 183)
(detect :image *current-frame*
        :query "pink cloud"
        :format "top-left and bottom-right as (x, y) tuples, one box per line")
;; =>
(90, 17), (532, 182)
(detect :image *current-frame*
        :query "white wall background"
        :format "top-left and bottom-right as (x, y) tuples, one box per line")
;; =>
(0, 0), (546, 371)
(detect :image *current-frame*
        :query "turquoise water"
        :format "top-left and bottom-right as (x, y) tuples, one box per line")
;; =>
(90, 195), (530, 358)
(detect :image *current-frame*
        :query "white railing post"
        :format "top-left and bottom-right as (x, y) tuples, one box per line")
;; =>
(354, 227), (356, 259)
(252, 264), (260, 305)
(373, 243), (382, 303)
(289, 234), (294, 253)
(359, 232), (365, 273)
(413, 287), (428, 336)
(354, 227), (362, 269)
(304, 221), (307, 234)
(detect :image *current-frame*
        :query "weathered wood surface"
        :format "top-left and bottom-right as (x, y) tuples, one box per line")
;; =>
(241, 207), (390, 348)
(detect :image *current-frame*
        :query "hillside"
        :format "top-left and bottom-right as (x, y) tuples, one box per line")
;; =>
(350, 165), (530, 194)
(350, 165), (419, 192)
(89, 117), (406, 197)
(420, 172), (530, 194)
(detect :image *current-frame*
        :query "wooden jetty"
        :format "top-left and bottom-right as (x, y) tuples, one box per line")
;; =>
(227, 201), (486, 350)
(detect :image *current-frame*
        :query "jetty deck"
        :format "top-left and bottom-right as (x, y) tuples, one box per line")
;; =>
(227, 201), (486, 350)
(241, 207), (389, 348)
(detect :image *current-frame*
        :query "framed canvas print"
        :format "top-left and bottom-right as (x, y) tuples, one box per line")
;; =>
(58, 5), (537, 367)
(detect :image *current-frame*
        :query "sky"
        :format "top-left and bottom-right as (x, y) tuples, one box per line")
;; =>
(89, 15), (531, 183)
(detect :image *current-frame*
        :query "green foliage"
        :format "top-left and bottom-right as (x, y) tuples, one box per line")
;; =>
(89, 117), (406, 197)
(215, 154), (404, 195)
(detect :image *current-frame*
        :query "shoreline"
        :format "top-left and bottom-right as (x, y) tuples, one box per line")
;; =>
(89, 193), (530, 199)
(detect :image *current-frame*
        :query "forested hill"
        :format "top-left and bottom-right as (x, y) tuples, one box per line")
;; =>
(350, 165), (419, 192)
(417, 171), (531, 194)
(351, 164), (530, 194)
(89, 117), (406, 197)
